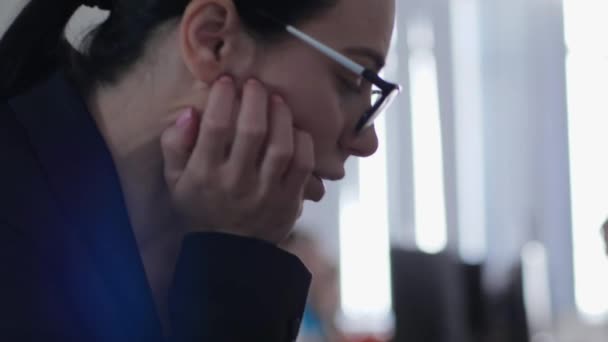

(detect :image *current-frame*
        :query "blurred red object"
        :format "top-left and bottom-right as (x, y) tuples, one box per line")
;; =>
(343, 335), (390, 342)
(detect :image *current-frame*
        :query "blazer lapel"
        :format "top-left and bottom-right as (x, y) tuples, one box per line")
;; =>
(8, 72), (164, 340)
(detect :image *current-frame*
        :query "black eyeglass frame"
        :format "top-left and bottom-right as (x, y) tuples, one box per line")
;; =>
(358, 69), (401, 132)
(251, 9), (402, 133)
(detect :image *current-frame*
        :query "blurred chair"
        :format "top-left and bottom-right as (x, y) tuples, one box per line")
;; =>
(390, 248), (470, 342)
(390, 247), (530, 342)
(462, 263), (488, 342)
(484, 264), (529, 342)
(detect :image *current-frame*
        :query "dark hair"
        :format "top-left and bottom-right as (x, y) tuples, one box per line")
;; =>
(0, 0), (337, 99)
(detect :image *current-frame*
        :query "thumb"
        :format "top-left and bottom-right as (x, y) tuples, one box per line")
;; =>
(161, 108), (199, 187)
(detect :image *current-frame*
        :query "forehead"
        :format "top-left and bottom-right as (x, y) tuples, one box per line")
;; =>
(301, 0), (396, 59)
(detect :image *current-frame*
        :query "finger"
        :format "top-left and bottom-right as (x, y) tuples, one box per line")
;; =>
(161, 108), (200, 187)
(284, 129), (315, 191)
(228, 79), (269, 173)
(187, 76), (236, 172)
(259, 95), (294, 191)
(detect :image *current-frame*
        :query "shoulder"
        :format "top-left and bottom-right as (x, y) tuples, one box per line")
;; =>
(0, 96), (41, 168)
(0, 98), (58, 229)
(0, 99), (22, 136)
(0, 99), (36, 176)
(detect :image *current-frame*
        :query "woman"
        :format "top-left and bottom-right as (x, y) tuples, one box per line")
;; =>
(0, 0), (397, 340)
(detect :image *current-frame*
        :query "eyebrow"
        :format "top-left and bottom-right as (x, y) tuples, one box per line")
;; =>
(343, 47), (386, 72)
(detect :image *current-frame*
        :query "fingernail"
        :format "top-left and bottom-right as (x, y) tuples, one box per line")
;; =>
(218, 76), (233, 84)
(247, 78), (260, 87)
(272, 95), (284, 105)
(176, 109), (193, 128)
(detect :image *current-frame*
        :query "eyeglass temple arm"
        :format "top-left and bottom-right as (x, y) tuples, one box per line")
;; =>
(285, 25), (366, 76)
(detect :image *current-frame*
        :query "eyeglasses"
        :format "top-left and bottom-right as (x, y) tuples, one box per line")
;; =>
(255, 11), (402, 133)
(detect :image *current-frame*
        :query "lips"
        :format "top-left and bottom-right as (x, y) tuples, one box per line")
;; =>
(315, 169), (345, 182)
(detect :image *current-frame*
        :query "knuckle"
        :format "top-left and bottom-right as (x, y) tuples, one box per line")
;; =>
(238, 126), (267, 140)
(266, 147), (292, 165)
(203, 119), (231, 135)
(256, 187), (275, 205)
(160, 131), (172, 148)
(220, 172), (251, 197)
(188, 167), (214, 188)
(220, 181), (238, 197)
(293, 155), (314, 173)
(222, 174), (241, 193)
(164, 169), (181, 189)
(296, 130), (313, 146)
(160, 131), (184, 155)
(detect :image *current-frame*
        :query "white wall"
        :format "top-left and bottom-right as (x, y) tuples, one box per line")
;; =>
(1, 1), (107, 46)
(0, 0), (25, 34)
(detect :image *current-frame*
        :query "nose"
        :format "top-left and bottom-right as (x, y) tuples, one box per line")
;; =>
(343, 125), (379, 157)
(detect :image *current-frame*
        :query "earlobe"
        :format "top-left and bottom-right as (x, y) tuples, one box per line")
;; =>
(179, 0), (237, 82)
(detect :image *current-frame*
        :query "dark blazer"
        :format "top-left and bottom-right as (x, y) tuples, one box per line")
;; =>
(0, 72), (311, 342)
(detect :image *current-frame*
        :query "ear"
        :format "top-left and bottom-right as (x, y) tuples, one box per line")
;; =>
(179, 0), (250, 82)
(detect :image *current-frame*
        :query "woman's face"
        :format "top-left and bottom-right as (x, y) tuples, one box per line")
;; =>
(252, 0), (396, 186)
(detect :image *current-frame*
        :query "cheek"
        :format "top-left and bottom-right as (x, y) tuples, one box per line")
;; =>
(287, 82), (344, 157)
(255, 48), (347, 157)
(263, 69), (345, 156)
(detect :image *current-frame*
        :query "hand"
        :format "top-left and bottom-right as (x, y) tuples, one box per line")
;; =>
(160, 77), (315, 244)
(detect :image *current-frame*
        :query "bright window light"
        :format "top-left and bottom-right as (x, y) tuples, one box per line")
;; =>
(563, 0), (608, 56)
(521, 242), (553, 336)
(450, 0), (487, 264)
(408, 18), (448, 255)
(563, 0), (608, 322)
(339, 108), (393, 335)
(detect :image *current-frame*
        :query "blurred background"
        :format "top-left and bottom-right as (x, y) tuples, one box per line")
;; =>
(2, 0), (607, 341)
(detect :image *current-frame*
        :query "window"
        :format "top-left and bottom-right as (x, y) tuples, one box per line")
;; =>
(563, 0), (608, 321)
(407, 16), (448, 255)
